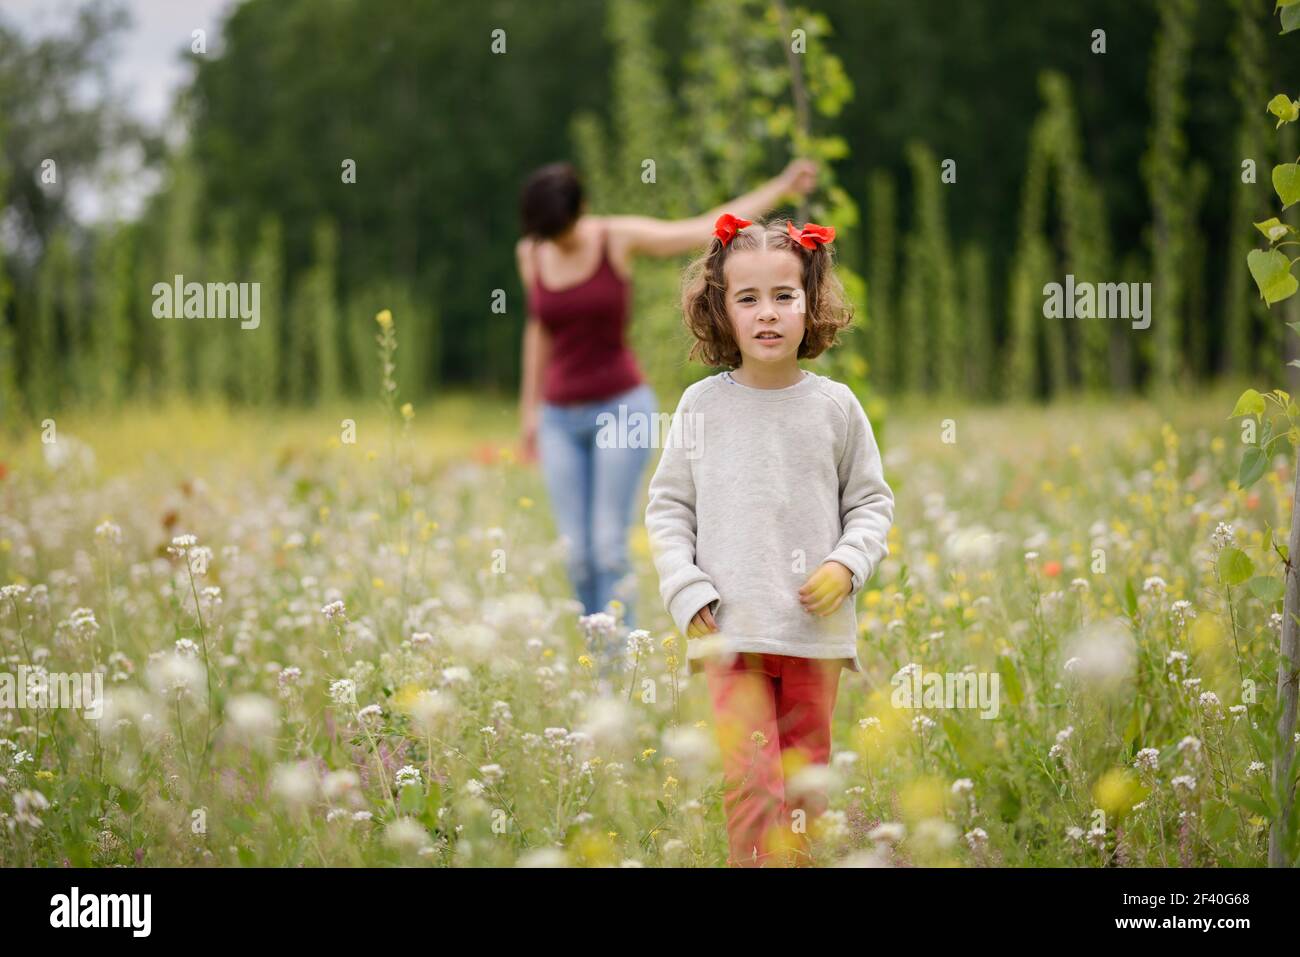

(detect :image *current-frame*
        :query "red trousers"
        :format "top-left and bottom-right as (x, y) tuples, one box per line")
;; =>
(702, 652), (844, 867)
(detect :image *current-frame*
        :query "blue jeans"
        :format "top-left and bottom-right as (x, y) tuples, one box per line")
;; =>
(538, 381), (657, 655)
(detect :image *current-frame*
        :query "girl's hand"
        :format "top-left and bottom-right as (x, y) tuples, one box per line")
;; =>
(799, 561), (853, 616)
(686, 603), (719, 638)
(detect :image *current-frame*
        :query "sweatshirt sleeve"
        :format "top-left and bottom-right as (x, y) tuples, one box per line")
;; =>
(824, 389), (895, 595)
(644, 388), (720, 637)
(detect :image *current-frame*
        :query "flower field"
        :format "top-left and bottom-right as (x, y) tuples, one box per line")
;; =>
(0, 380), (1294, 867)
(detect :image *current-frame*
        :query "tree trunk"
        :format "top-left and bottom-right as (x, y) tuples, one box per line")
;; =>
(1270, 445), (1300, 866)
(774, 0), (811, 224)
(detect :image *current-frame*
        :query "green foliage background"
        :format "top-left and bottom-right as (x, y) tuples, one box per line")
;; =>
(2, 0), (1300, 422)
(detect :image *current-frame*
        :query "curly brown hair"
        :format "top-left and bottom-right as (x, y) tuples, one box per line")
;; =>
(680, 217), (854, 368)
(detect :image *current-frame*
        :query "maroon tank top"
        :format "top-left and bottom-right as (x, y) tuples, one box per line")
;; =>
(527, 224), (644, 405)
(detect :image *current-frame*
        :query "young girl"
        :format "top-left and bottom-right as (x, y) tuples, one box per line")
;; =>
(644, 213), (895, 866)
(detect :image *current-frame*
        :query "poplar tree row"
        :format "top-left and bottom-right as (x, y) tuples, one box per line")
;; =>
(862, 0), (1300, 400)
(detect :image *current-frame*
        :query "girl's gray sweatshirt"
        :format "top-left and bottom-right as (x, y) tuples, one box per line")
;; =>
(644, 369), (895, 672)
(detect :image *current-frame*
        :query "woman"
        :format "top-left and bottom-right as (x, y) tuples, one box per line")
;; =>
(515, 158), (818, 667)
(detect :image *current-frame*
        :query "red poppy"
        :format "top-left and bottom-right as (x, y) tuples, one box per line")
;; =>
(1043, 560), (1062, 578)
(713, 213), (752, 246)
(787, 220), (836, 249)
(0, 462), (7, 481)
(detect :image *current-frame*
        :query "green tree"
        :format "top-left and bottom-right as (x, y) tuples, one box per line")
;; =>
(1041, 73), (1113, 393)
(0, 4), (147, 260)
(28, 230), (76, 414)
(246, 218), (283, 405)
(0, 137), (16, 426)
(392, 278), (433, 402)
(898, 141), (958, 396)
(1223, 0), (1271, 378)
(151, 153), (204, 395)
(197, 214), (236, 399)
(90, 224), (133, 406)
(1005, 72), (1114, 398)
(1141, 0), (1198, 393)
(865, 169), (897, 393)
(312, 220), (341, 402)
(959, 243), (992, 399)
(285, 245), (319, 404)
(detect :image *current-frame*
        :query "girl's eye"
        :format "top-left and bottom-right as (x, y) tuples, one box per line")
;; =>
(777, 293), (794, 301)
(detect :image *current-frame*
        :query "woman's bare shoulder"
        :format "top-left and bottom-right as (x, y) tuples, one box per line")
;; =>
(515, 236), (537, 282)
(597, 216), (639, 276)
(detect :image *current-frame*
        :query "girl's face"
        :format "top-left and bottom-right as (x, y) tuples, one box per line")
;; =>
(722, 247), (806, 368)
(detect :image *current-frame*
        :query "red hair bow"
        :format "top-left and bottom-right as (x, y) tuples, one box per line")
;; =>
(713, 213), (752, 245)
(787, 220), (836, 249)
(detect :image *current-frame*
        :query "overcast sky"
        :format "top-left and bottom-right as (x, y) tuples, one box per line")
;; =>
(2, 0), (239, 220)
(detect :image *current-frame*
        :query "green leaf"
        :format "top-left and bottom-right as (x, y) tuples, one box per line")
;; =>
(1239, 446), (1269, 489)
(1255, 217), (1295, 243)
(1209, 803), (1237, 842)
(1124, 702), (1142, 752)
(1267, 94), (1300, 126)
(1229, 789), (1274, 821)
(399, 782), (424, 814)
(1247, 248), (1300, 305)
(941, 716), (986, 773)
(1275, 163), (1300, 208)
(996, 654), (1023, 707)
(1267, 94), (1300, 124)
(1231, 387), (1266, 418)
(1217, 547), (1254, 586)
(1284, 4), (1300, 33)
(1248, 575), (1285, 603)
(1248, 722), (1272, 760)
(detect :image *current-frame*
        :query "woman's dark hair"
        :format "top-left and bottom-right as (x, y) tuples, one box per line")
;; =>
(519, 162), (584, 238)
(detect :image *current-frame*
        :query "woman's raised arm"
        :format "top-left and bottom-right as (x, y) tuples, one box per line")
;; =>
(607, 158), (818, 260)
